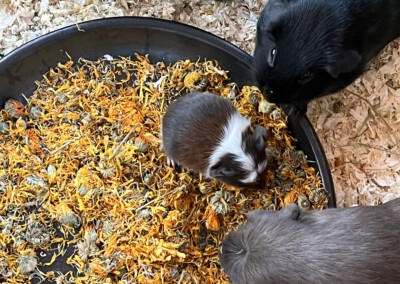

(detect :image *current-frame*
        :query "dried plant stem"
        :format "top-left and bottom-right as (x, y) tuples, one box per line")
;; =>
(135, 186), (182, 213)
(177, 269), (186, 284)
(20, 201), (37, 207)
(75, 22), (84, 32)
(118, 0), (129, 10)
(346, 89), (394, 131)
(358, 143), (400, 155)
(352, 109), (372, 138)
(50, 139), (75, 155)
(21, 93), (30, 104)
(109, 123), (139, 160)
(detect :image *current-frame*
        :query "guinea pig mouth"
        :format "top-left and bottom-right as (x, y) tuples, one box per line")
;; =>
(216, 176), (258, 189)
(238, 178), (265, 190)
(220, 174), (265, 189)
(238, 171), (258, 184)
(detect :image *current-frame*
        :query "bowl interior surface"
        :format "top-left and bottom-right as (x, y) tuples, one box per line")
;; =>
(0, 16), (336, 278)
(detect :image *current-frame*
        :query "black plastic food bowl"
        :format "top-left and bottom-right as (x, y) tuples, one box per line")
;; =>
(0, 16), (335, 279)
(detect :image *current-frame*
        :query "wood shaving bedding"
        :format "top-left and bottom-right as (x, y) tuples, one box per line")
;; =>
(0, 1), (399, 207)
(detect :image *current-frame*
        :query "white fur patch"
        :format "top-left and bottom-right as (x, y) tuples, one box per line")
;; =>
(258, 160), (268, 173)
(208, 112), (255, 177)
(239, 171), (258, 184)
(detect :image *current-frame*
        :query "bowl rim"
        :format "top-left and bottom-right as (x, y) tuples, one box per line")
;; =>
(0, 16), (254, 71)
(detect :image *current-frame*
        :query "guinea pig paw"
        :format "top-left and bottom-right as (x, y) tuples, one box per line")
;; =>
(166, 157), (177, 168)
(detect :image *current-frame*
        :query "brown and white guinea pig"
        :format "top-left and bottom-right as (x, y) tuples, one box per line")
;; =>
(219, 198), (400, 284)
(161, 91), (268, 188)
(254, 0), (400, 113)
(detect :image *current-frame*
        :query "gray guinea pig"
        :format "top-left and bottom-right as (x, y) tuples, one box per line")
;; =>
(254, 0), (400, 112)
(220, 198), (400, 284)
(161, 92), (268, 188)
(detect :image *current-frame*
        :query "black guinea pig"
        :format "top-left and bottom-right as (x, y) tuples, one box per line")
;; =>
(161, 91), (268, 188)
(219, 198), (400, 284)
(254, 0), (400, 112)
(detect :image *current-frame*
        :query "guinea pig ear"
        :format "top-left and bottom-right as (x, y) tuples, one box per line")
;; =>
(279, 203), (300, 220)
(324, 49), (362, 79)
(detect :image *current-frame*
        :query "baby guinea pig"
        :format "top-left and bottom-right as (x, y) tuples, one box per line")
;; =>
(161, 91), (268, 188)
(254, 0), (400, 112)
(219, 198), (400, 284)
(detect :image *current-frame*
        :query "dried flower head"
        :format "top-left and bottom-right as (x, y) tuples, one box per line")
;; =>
(183, 71), (208, 91)
(258, 100), (273, 114)
(76, 229), (99, 262)
(0, 121), (9, 134)
(297, 194), (310, 210)
(308, 186), (327, 205)
(29, 106), (42, 119)
(134, 140), (149, 153)
(24, 221), (51, 246)
(4, 99), (27, 118)
(210, 190), (235, 214)
(19, 255), (38, 274)
(0, 258), (11, 278)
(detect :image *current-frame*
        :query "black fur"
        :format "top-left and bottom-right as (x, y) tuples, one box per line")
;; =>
(242, 125), (267, 170)
(210, 153), (250, 187)
(220, 199), (400, 283)
(254, 0), (400, 112)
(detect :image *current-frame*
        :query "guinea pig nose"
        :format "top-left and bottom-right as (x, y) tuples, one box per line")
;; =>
(261, 85), (273, 100)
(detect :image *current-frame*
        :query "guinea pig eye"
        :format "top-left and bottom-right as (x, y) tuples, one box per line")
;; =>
(267, 48), (276, 67)
(297, 70), (314, 85)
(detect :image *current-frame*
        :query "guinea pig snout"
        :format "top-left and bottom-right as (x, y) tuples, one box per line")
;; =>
(239, 159), (268, 186)
(254, 71), (273, 100)
(260, 84), (273, 101)
(238, 171), (266, 189)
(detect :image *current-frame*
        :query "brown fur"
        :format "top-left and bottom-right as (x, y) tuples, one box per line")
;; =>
(161, 92), (235, 174)
(220, 199), (400, 283)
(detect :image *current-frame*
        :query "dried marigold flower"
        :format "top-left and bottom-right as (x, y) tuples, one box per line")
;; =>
(210, 190), (235, 215)
(137, 208), (152, 220)
(76, 229), (99, 262)
(183, 71), (208, 91)
(19, 255), (38, 274)
(25, 129), (42, 154)
(308, 186), (327, 205)
(0, 121), (9, 134)
(29, 106), (42, 119)
(204, 205), (220, 231)
(297, 194), (310, 210)
(4, 99), (27, 118)
(258, 100), (273, 114)
(270, 109), (283, 120)
(24, 221), (51, 246)
(134, 140), (149, 153)
(0, 258), (11, 278)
